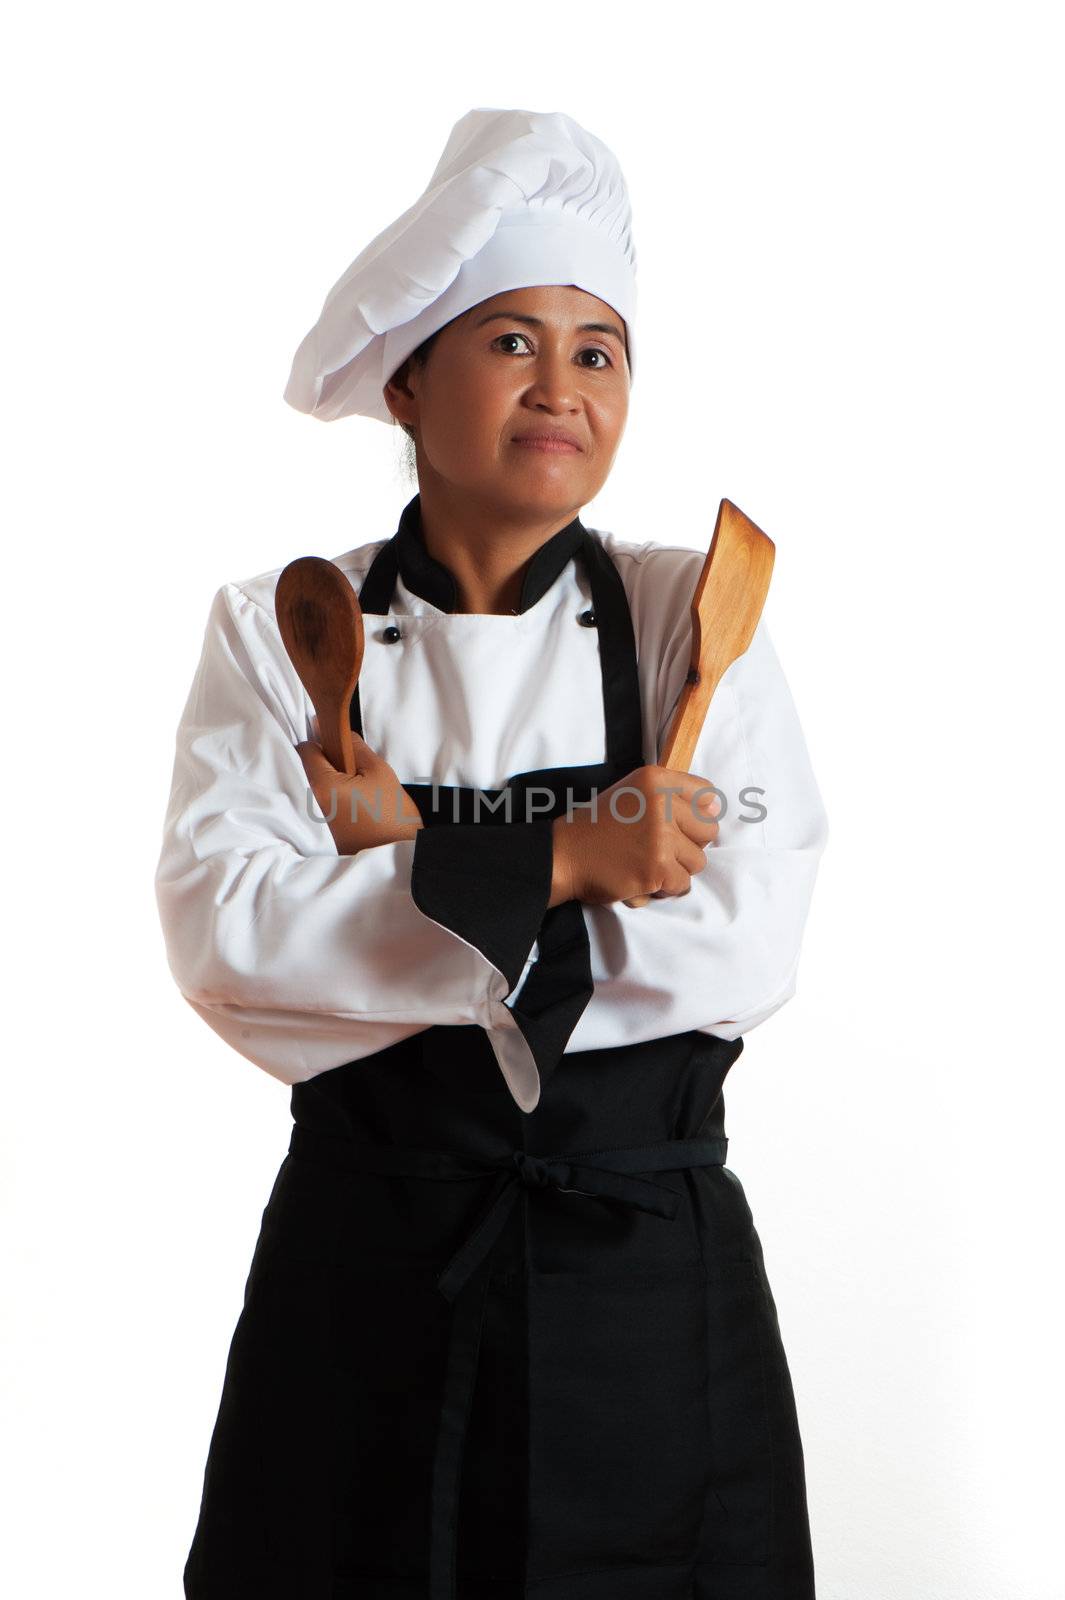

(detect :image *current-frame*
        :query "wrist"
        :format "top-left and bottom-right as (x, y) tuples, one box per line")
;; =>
(548, 816), (578, 907)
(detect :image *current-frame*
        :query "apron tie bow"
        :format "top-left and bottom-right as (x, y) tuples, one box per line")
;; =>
(511, 1149), (553, 1188)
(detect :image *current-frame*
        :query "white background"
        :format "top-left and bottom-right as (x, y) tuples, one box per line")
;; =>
(3, 3), (1062, 1595)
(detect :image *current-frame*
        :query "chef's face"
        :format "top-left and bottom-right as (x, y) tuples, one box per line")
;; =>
(383, 284), (630, 517)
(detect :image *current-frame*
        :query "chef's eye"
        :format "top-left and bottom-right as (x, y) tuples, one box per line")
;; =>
(493, 332), (534, 355)
(492, 332), (613, 368)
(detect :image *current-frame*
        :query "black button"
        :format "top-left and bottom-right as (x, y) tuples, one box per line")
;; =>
(578, 608), (597, 627)
(382, 624), (402, 643)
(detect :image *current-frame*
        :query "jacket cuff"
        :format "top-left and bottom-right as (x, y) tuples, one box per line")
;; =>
(483, 897), (595, 1111)
(409, 822), (595, 1113)
(410, 820), (555, 992)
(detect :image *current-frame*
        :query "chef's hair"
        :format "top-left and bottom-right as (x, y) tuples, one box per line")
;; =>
(393, 329), (442, 481)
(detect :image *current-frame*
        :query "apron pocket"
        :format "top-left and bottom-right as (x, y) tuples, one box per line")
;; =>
(526, 1267), (710, 1579)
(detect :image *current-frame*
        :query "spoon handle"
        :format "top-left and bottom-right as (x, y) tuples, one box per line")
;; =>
(318, 695), (356, 778)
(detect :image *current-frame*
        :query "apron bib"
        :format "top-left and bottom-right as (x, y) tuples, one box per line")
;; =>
(183, 529), (816, 1600)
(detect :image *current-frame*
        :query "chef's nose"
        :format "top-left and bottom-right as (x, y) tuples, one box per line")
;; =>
(522, 352), (580, 411)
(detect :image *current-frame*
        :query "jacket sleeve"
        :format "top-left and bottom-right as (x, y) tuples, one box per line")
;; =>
(154, 581), (553, 1094)
(569, 546), (830, 1052)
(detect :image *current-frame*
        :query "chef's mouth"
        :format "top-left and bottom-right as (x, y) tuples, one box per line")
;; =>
(510, 437), (582, 453)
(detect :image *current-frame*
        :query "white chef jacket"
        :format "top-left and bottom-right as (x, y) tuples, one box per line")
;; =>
(154, 521), (829, 1113)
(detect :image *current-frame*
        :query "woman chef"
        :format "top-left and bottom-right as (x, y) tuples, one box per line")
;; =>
(155, 106), (829, 1600)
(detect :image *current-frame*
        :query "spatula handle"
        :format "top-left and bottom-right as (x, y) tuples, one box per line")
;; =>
(622, 499), (775, 909)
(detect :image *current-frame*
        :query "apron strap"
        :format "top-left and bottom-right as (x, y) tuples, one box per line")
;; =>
(574, 528), (645, 769)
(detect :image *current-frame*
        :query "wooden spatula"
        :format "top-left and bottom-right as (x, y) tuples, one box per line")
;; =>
(624, 498), (775, 908)
(275, 557), (364, 777)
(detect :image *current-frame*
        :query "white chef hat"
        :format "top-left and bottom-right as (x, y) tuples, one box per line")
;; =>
(283, 106), (637, 425)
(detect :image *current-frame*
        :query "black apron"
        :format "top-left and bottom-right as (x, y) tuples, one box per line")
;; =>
(183, 526), (816, 1600)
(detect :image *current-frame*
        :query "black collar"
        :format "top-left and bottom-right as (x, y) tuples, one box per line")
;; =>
(394, 492), (587, 614)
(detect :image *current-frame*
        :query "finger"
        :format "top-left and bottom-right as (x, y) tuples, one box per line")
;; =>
(349, 729), (385, 776)
(294, 739), (333, 777)
(672, 834), (710, 877)
(675, 814), (719, 852)
(671, 783), (722, 844)
(654, 856), (697, 896)
(296, 732), (381, 778)
(632, 834), (706, 899)
(293, 742), (341, 807)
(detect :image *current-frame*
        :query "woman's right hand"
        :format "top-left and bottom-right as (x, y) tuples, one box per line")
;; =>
(295, 732), (424, 855)
(548, 765), (721, 906)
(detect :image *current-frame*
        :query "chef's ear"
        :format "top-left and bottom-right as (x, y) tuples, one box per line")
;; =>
(383, 360), (418, 431)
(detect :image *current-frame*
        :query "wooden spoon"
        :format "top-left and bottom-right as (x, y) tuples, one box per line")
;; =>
(624, 498), (775, 908)
(275, 556), (364, 777)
